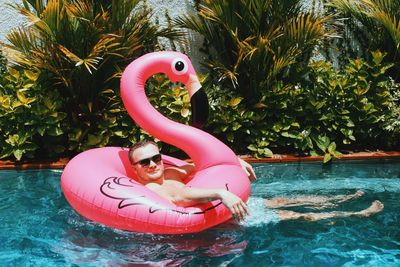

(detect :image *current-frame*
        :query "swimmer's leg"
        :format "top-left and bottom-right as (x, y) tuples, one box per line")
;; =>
(275, 200), (383, 222)
(264, 190), (365, 209)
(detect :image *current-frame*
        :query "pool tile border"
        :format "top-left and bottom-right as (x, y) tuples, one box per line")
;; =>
(0, 151), (399, 169)
(0, 158), (70, 170)
(239, 151), (400, 163)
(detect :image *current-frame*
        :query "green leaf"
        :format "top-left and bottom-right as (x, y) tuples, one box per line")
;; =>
(181, 108), (190, 117)
(13, 149), (24, 161)
(232, 122), (241, 131)
(327, 142), (336, 154)
(281, 132), (299, 139)
(37, 126), (46, 136)
(48, 127), (63, 136)
(323, 153), (332, 163)
(306, 137), (313, 149)
(24, 143), (38, 151)
(371, 50), (383, 65)
(173, 86), (181, 97)
(229, 97), (243, 108)
(247, 144), (258, 151)
(272, 123), (282, 132)
(261, 147), (273, 157)
(113, 131), (126, 137)
(334, 151), (343, 158)
(87, 134), (102, 145)
(22, 83), (34, 89)
(227, 132), (234, 143)
(8, 67), (20, 80)
(346, 119), (355, 127)
(24, 70), (40, 81)
(315, 135), (330, 152)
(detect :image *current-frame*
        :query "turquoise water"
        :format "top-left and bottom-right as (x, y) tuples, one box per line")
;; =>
(0, 160), (399, 266)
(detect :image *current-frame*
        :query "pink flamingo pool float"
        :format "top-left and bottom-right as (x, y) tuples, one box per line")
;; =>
(61, 51), (251, 234)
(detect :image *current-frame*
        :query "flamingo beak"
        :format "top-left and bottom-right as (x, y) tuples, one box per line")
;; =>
(186, 74), (209, 128)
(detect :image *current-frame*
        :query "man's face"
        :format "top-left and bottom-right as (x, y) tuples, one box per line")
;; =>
(131, 144), (164, 185)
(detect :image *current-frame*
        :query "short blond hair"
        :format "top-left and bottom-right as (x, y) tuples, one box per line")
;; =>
(128, 140), (158, 164)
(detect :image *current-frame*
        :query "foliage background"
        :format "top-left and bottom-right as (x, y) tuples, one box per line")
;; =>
(0, 0), (399, 162)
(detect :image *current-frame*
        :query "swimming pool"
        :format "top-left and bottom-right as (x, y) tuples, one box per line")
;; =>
(1, 160), (399, 266)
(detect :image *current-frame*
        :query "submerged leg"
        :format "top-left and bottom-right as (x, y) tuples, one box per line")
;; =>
(275, 200), (384, 222)
(264, 190), (365, 209)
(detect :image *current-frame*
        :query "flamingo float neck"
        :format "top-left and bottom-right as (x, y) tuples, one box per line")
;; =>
(120, 52), (239, 170)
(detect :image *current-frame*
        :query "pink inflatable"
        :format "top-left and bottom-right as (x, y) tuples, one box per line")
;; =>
(61, 51), (251, 234)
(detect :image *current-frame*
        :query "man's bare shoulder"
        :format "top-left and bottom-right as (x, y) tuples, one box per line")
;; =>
(164, 164), (195, 182)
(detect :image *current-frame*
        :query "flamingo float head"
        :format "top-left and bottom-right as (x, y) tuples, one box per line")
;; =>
(121, 51), (239, 169)
(158, 52), (209, 128)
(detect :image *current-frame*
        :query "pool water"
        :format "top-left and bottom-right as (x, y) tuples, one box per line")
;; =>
(0, 160), (399, 266)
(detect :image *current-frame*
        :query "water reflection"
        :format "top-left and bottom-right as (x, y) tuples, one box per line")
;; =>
(56, 217), (248, 266)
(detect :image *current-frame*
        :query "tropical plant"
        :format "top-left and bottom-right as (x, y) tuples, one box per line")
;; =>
(0, 66), (66, 160)
(206, 51), (400, 162)
(175, 0), (334, 102)
(327, 0), (400, 81)
(1, 0), (184, 154)
(0, 51), (6, 75)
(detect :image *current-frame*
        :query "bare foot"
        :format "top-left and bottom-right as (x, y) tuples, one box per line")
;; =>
(358, 200), (384, 217)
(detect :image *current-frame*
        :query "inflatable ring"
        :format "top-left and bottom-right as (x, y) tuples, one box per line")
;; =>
(61, 51), (251, 234)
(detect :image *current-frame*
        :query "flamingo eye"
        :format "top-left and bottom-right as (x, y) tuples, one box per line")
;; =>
(171, 58), (188, 75)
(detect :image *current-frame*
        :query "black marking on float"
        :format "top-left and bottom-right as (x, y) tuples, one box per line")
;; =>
(100, 176), (148, 209)
(100, 177), (230, 215)
(190, 89), (209, 129)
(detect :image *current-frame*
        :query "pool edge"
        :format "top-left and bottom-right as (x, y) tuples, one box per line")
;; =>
(0, 151), (399, 169)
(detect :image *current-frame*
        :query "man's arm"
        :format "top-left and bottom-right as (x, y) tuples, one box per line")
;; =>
(173, 187), (249, 221)
(166, 159), (256, 182)
(238, 158), (256, 181)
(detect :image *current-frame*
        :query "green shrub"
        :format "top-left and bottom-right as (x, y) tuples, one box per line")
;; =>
(326, 0), (400, 82)
(175, 0), (333, 102)
(0, 67), (66, 160)
(0, 52), (6, 75)
(303, 51), (399, 149)
(2, 0), (184, 156)
(206, 51), (400, 161)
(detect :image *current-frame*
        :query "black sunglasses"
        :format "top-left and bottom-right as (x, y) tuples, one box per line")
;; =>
(133, 154), (162, 167)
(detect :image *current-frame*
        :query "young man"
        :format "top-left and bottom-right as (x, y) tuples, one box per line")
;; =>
(129, 141), (384, 222)
(128, 140), (252, 220)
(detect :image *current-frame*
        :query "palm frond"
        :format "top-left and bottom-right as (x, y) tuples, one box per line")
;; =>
(176, 0), (332, 100)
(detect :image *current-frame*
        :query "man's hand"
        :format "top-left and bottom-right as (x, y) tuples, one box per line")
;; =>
(238, 158), (256, 181)
(219, 190), (249, 221)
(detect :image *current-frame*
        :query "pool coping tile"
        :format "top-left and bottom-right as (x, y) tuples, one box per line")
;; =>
(0, 151), (399, 169)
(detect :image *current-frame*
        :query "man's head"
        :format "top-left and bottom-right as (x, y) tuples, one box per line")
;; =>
(129, 141), (165, 185)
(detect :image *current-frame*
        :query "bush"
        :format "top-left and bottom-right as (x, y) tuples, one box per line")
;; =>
(0, 65), (194, 161)
(206, 51), (400, 161)
(0, 52), (6, 75)
(175, 0), (333, 102)
(1, 0), (183, 157)
(0, 67), (66, 160)
(326, 0), (400, 82)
